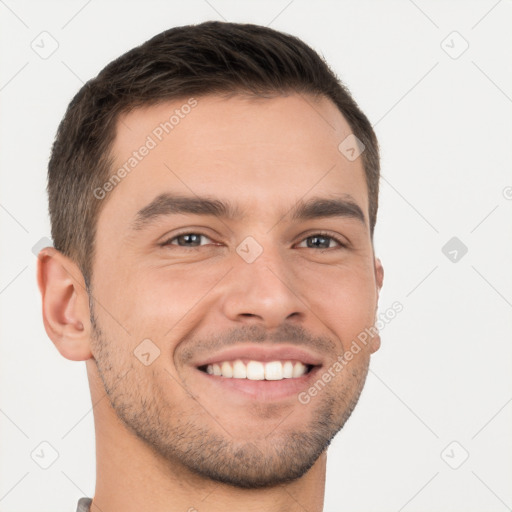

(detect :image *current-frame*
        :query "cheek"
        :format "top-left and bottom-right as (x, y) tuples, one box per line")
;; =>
(108, 263), (225, 337)
(301, 261), (377, 350)
(94, 248), (377, 351)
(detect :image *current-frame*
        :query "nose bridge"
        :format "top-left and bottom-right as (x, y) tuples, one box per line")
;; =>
(221, 238), (305, 326)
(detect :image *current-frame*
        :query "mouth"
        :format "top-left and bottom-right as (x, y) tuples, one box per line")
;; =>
(197, 359), (315, 381)
(191, 345), (324, 401)
(194, 358), (323, 402)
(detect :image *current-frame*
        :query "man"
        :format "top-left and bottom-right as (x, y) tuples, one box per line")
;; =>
(37, 21), (383, 512)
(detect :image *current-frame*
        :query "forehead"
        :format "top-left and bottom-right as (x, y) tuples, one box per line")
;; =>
(98, 93), (368, 232)
(116, 93), (355, 157)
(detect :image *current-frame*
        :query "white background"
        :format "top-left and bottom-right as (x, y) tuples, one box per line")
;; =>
(1, 1), (511, 511)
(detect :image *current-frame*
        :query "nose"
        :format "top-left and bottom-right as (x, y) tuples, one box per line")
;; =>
(219, 245), (306, 329)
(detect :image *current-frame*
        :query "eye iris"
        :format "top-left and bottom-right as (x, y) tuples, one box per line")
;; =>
(178, 234), (202, 246)
(308, 235), (330, 249)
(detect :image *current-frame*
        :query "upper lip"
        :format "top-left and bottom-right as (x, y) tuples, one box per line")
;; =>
(192, 344), (323, 368)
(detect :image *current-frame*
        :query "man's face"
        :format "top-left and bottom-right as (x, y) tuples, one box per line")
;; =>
(88, 93), (383, 488)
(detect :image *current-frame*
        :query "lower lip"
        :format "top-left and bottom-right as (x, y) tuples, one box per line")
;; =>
(195, 365), (322, 402)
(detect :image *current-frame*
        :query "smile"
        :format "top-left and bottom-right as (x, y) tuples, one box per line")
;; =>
(198, 359), (313, 380)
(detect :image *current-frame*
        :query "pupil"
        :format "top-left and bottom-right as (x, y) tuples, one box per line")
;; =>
(309, 236), (329, 249)
(180, 234), (200, 246)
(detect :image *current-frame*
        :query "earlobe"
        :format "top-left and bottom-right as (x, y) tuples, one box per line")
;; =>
(37, 247), (93, 361)
(369, 332), (381, 354)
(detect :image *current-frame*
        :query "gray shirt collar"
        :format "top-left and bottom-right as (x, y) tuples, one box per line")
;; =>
(76, 497), (92, 512)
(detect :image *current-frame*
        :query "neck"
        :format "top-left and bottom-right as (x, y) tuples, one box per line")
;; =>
(87, 364), (327, 512)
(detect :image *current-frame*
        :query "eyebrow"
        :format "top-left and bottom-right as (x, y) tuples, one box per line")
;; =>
(129, 192), (366, 231)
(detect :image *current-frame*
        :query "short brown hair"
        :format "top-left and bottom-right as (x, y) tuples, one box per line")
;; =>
(47, 21), (379, 288)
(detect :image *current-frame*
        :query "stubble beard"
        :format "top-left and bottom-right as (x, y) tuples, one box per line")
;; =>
(89, 303), (369, 489)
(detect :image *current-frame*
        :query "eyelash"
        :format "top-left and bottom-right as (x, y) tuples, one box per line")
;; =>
(159, 231), (348, 250)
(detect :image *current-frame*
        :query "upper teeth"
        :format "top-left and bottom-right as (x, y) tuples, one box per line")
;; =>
(205, 360), (309, 380)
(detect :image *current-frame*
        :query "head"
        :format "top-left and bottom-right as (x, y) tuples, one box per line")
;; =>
(39, 21), (383, 488)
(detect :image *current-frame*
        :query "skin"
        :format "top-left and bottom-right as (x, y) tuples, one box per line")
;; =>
(38, 93), (383, 512)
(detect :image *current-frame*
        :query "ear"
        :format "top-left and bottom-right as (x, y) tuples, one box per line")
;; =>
(374, 257), (384, 295)
(369, 257), (384, 354)
(37, 247), (92, 361)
